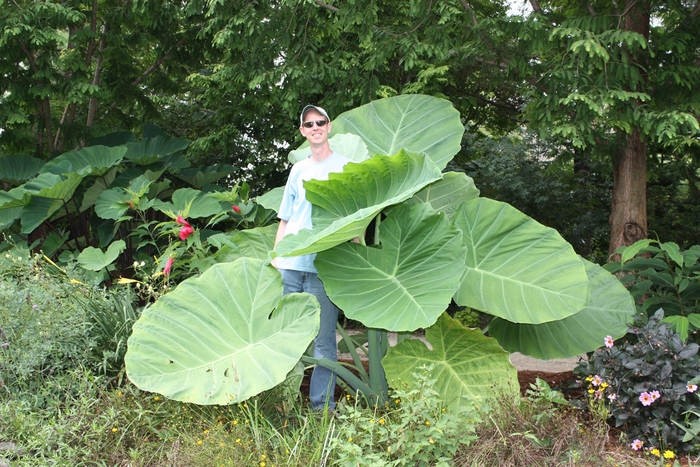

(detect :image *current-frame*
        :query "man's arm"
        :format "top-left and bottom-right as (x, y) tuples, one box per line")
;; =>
(271, 219), (288, 268)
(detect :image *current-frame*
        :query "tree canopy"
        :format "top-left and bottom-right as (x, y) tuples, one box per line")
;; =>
(1, 0), (699, 253)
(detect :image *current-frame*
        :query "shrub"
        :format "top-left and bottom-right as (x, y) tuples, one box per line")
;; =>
(606, 239), (700, 343)
(332, 364), (481, 467)
(574, 310), (700, 453)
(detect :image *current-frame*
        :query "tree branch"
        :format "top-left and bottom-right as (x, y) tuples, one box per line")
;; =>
(460, 0), (479, 27)
(529, 0), (543, 14)
(690, 0), (700, 18)
(312, 0), (338, 13)
(104, 36), (187, 116)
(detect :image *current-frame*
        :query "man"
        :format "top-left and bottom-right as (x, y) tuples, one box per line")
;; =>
(273, 105), (350, 410)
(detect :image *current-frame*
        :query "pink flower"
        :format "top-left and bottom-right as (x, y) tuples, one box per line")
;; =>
(176, 215), (190, 227)
(179, 225), (194, 240)
(639, 392), (654, 406)
(591, 375), (603, 387)
(687, 384), (698, 393)
(164, 257), (174, 276)
(607, 393), (617, 402)
(631, 439), (643, 451)
(649, 390), (661, 401)
(232, 205), (241, 213)
(604, 335), (614, 348)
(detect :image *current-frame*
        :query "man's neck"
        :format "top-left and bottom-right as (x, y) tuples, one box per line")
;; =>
(309, 144), (333, 162)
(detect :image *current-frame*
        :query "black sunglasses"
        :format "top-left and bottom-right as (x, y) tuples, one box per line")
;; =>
(302, 120), (328, 128)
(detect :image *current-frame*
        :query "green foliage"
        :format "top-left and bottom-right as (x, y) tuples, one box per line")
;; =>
(0, 249), (93, 394)
(606, 239), (700, 342)
(457, 130), (612, 261)
(333, 365), (481, 467)
(452, 307), (482, 328)
(574, 310), (700, 453)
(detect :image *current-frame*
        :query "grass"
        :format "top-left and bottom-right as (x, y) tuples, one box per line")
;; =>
(3, 371), (695, 466)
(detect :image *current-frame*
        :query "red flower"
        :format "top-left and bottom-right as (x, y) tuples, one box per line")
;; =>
(232, 205), (241, 214)
(164, 257), (174, 276)
(126, 200), (135, 209)
(176, 215), (190, 227)
(179, 225), (194, 240)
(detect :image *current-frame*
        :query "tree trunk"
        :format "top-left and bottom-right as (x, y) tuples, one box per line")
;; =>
(608, 129), (647, 259)
(607, 0), (650, 259)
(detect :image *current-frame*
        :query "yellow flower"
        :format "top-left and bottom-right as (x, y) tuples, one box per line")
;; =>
(260, 462), (266, 467)
(348, 437), (353, 442)
(395, 399), (400, 404)
(387, 446), (391, 452)
(233, 420), (238, 425)
(663, 450), (675, 459)
(197, 440), (202, 445)
(235, 438), (241, 443)
(588, 388), (595, 394)
(117, 392), (123, 397)
(154, 396), (160, 401)
(651, 448), (660, 457)
(379, 419), (385, 425)
(425, 421), (431, 426)
(370, 419), (375, 423)
(261, 455), (266, 460)
(428, 437), (434, 444)
(111, 427), (118, 432)
(219, 442), (225, 447)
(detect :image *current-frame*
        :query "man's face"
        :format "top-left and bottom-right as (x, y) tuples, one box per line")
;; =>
(300, 109), (331, 144)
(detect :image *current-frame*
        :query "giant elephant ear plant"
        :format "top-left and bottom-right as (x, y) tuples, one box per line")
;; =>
(125, 94), (636, 410)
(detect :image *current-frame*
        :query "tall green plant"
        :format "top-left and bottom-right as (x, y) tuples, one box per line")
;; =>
(605, 239), (700, 342)
(125, 95), (636, 410)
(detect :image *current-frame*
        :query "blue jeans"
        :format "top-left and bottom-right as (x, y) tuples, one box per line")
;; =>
(279, 269), (338, 410)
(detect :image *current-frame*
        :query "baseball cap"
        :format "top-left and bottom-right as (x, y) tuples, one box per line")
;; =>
(299, 105), (330, 126)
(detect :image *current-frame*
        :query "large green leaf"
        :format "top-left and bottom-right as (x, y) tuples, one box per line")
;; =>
(256, 186), (284, 214)
(0, 206), (22, 230)
(40, 145), (127, 176)
(24, 172), (83, 199)
(452, 198), (589, 324)
(18, 172), (85, 233)
(125, 259), (321, 405)
(489, 259), (635, 359)
(152, 188), (222, 218)
(274, 150), (442, 258)
(94, 188), (133, 220)
(331, 94), (464, 170)
(407, 171), (480, 217)
(20, 197), (65, 234)
(0, 155), (45, 185)
(0, 186), (31, 209)
(289, 133), (370, 164)
(77, 240), (127, 271)
(124, 135), (190, 165)
(383, 313), (518, 411)
(79, 167), (118, 212)
(316, 203), (466, 331)
(175, 165), (237, 189)
(212, 224), (277, 263)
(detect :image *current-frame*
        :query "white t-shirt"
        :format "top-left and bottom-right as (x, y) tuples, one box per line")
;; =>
(277, 152), (350, 272)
